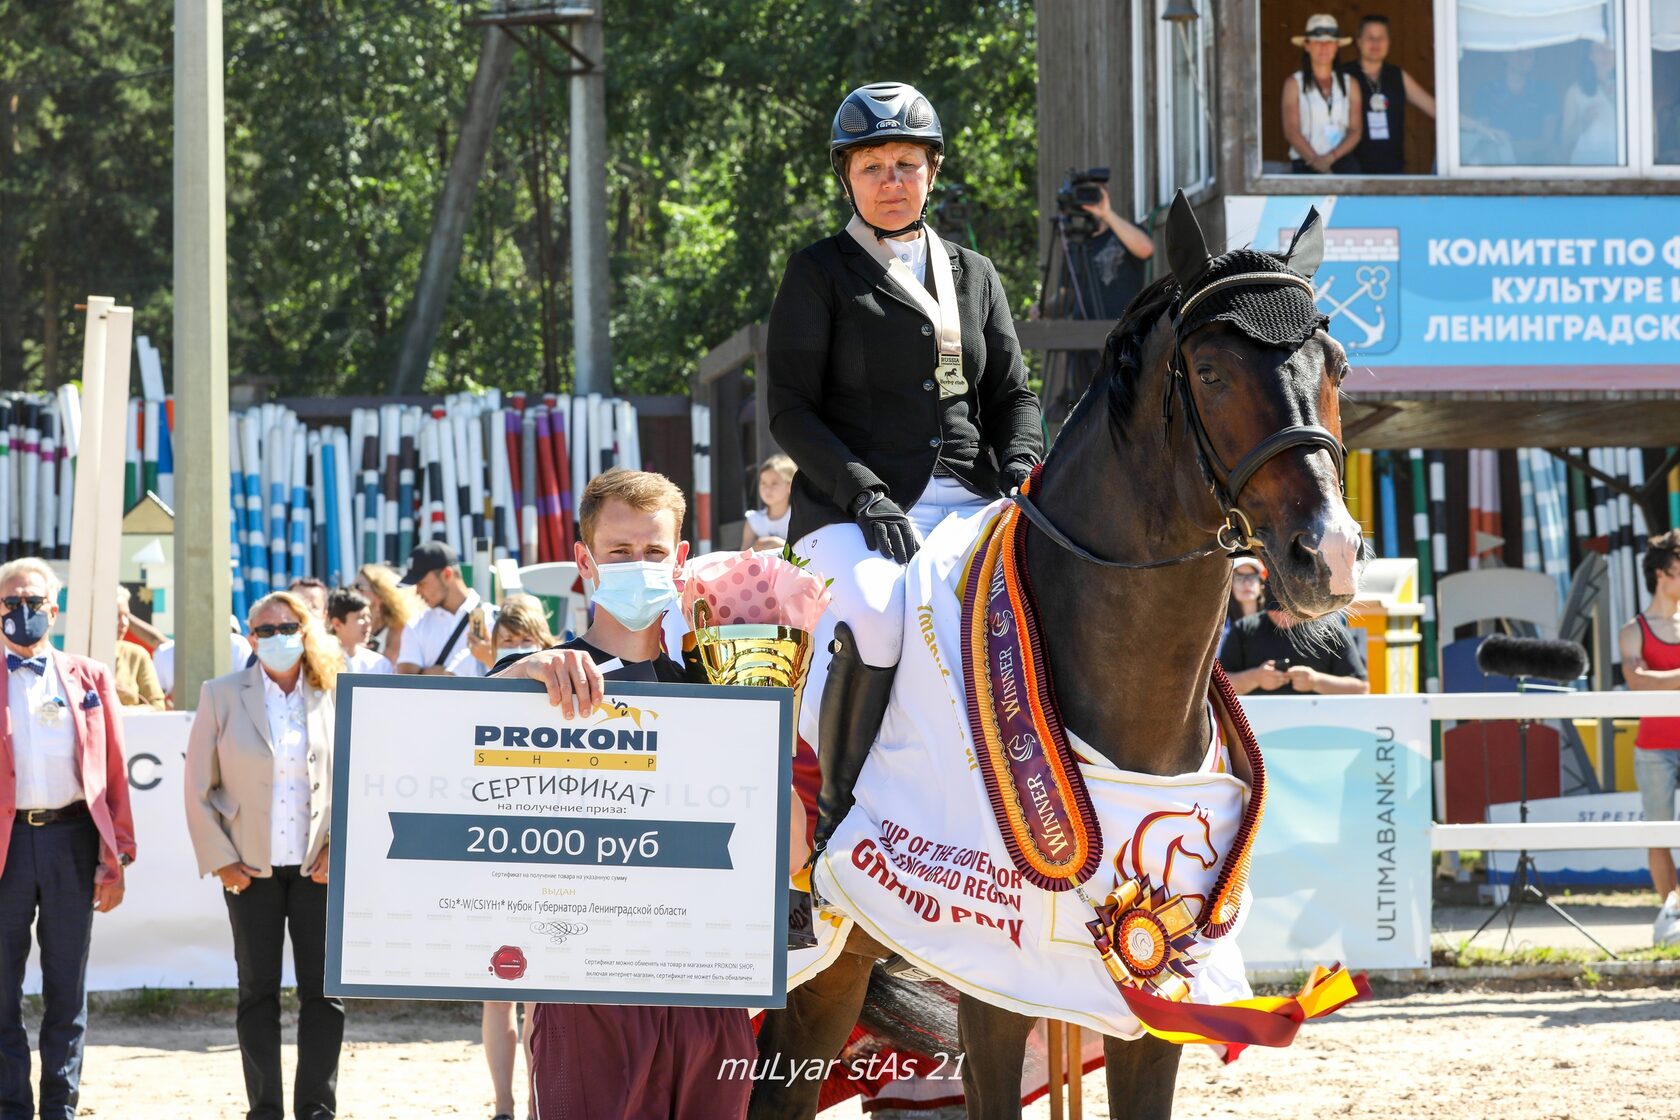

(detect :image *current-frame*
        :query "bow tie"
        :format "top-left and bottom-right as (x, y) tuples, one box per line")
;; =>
(6, 653), (47, 675)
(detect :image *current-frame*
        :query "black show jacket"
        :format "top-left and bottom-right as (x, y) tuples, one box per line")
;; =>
(766, 229), (1044, 545)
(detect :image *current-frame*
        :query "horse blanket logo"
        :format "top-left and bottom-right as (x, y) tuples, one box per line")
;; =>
(1281, 225), (1400, 355)
(1091, 807), (1221, 999)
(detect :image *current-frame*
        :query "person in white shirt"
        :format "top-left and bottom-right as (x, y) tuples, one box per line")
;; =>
(183, 590), (341, 1120)
(1282, 14), (1364, 174)
(325, 588), (392, 677)
(741, 454), (796, 553)
(153, 618), (254, 705)
(0, 557), (135, 1119)
(394, 542), (495, 677)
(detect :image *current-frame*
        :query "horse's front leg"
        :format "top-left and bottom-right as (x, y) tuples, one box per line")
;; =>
(955, 994), (1036, 1120)
(747, 948), (875, 1120)
(1103, 1033), (1182, 1120)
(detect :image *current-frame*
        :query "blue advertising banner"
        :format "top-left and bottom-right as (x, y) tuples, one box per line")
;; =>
(1225, 195), (1680, 391)
(1236, 696), (1434, 972)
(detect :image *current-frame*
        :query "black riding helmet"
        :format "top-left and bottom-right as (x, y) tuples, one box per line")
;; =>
(830, 82), (944, 238)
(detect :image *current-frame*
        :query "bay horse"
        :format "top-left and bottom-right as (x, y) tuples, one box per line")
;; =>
(751, 193), (1364, 1120)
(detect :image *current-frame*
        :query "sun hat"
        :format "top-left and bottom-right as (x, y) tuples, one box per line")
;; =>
(1292, 14), (1351, 47)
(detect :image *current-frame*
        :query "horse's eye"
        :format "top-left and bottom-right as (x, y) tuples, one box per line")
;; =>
(1196, 366), (1221, 386)
(1335, 362), (1351, 384)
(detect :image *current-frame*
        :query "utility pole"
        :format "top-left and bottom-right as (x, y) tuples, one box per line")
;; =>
(389, 2), (610, 396)
(173, 0), (232, 705)
(388, 19), (517, 394)
(569, 6), (612, 395)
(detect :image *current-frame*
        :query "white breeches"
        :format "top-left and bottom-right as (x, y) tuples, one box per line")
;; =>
(794, 475), (991, 747)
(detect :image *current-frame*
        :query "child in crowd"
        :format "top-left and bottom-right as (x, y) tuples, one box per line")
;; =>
(326, 588), (392, 675)
(741, 454), (795, 552)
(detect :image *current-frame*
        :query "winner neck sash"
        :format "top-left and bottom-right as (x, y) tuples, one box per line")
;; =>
(959, 491), (1262, 940)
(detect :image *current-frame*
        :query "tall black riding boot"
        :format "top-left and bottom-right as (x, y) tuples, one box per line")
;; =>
(813, 622), (897, 857)
(788, 623), (897, 948)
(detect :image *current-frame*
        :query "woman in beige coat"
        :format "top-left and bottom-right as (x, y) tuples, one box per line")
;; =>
(185, 590), (341, 1120)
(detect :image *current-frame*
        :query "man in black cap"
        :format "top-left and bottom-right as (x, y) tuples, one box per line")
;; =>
(393, 542), (494, 677)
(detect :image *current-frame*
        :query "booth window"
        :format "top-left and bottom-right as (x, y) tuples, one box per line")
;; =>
(1158, 3), (1214, 198)
(1444, 0), (1679, 176)
(1651, 1), (1680, 164)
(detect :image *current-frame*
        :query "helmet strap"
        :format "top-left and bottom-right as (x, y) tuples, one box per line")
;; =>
(844, 192), (929, 240)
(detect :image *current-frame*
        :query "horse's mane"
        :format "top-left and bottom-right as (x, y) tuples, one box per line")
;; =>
(1098, 274), (1184, 429)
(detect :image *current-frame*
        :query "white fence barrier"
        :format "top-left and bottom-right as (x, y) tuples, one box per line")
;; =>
(26, 692), (1680, 991)
(1436, 821), (1680, 850)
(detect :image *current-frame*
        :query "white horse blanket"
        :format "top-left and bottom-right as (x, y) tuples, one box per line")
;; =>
(795, 501), (1255, 1040)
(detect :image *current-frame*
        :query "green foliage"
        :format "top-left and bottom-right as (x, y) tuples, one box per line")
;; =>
(607, 0), (1038, 394)
(1, 1), (1038, 397)
(1433, 938), (1680, 968)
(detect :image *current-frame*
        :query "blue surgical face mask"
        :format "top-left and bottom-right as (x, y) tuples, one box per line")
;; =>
(255, 632), (305, 673)
(585, 549), (680, 633)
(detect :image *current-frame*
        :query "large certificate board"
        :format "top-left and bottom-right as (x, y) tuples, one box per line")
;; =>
(326, 676), (791, 1007)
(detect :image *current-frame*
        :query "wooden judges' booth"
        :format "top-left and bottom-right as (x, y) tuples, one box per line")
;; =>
(1031, 0), (1680, 801)
(1032, 0), (1680, 463)
(696, 1), (1680, 555)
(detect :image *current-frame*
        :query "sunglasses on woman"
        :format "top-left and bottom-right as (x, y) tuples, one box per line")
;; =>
(251, 622), (302, 639)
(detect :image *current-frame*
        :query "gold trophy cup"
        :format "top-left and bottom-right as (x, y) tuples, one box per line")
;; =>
(684, 599), (816, 743)
(684, 597), (820, 950)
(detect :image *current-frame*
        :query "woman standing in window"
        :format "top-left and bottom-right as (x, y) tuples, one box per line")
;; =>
(1282, 14), (1364, 174)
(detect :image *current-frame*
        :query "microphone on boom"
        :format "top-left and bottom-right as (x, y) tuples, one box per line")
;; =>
(1474, 634), (1588, 684)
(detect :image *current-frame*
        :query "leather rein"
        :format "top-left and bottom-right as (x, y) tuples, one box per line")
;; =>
(1014, 270), (1347, 571)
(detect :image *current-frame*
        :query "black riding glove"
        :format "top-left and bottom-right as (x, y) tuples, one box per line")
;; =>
(854, 493), (919, 565)
(1001, 462), (1034, 494)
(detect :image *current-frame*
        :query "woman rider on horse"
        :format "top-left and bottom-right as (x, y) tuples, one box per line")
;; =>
(767, 82), (1045, 887)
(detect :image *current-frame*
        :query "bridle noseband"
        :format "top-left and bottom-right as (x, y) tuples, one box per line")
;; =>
(1015, 269), (1347, 571)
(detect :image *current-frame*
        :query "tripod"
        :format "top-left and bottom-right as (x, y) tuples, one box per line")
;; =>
(1036, 217), (1105, 426)
(1466, 681), (1618, 958)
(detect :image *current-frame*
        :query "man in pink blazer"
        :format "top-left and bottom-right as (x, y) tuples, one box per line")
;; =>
(0, 557), (135, 1120)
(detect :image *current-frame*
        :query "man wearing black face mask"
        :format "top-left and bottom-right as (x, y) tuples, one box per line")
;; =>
(0, 558), (136, 1119)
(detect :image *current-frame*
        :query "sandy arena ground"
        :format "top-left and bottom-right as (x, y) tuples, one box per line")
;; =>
(43, 983), (1679, 1119)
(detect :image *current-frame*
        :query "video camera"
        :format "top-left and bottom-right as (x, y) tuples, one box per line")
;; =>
(1054, 167), (1110, 239)
(935, 182), (971, 229)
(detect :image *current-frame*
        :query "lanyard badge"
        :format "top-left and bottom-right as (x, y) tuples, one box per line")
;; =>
(925, 229), (967, 399)
(935, 352), (968, 398)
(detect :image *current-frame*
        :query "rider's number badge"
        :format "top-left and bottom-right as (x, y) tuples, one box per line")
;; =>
(935, 353), (968, 399)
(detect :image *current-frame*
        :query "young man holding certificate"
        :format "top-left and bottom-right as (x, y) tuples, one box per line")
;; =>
(493, 469), (756, 1120)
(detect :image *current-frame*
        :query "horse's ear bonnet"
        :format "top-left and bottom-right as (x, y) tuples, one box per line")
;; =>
(1284, 207), (1324, 278)
(1167, 192), (1327, 351)
(1166, 191), (1213, 291)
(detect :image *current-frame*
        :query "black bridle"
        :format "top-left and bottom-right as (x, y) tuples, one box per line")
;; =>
(1014, 270), (1347, 571)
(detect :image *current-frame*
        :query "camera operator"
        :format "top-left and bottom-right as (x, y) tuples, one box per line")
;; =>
(1043, 171), (1153, 323)
(1078, 183), (1154, 316)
